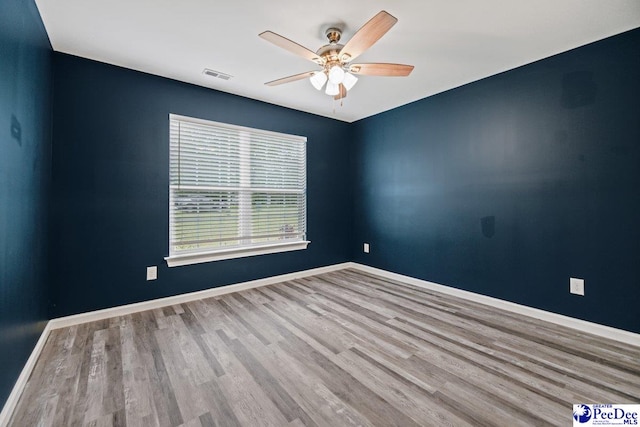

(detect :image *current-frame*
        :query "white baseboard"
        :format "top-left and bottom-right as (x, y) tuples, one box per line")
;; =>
(3, 261), (638, 426)
(0, 321), (52, 427)
(49, 262), (352, 330)
(347, 262), (640, 347)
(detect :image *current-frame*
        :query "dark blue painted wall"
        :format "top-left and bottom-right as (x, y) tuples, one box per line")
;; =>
(352, 29), (640, 333)
(50, 54), (353, 317)
(0, 0), (52, 408)
(43, 22), (640, 333)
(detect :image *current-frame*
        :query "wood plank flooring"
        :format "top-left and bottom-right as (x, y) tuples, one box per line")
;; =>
(9, 269), (640, 426)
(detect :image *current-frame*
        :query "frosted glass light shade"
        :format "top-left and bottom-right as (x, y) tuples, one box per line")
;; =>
(342, 72), (358, 91)
(328, 65), (345, 84)
(309, 71), (327, 90)
(325, 81), (339, 96)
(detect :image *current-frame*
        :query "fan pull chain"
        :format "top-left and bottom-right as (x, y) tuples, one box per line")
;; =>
(331, 96), (345, 114)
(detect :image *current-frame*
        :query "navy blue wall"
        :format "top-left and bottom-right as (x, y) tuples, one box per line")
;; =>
(352, 29), (640, 333)
(50, 54), (353, 317)
(0, 0), (52, 408)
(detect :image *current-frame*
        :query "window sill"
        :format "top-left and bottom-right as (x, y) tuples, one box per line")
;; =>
(164, 240), (311, 267)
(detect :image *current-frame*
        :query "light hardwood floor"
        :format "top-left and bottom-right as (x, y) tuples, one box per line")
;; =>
(9, 269), (640, 426)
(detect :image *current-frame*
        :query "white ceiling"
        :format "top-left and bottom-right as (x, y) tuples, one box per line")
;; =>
(35, 0), (640, 123)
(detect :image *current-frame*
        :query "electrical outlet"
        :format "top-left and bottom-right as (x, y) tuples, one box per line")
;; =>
(363, 243), (370, 253)
(570, 277), (584, 296)
(147, 266), (157, 281)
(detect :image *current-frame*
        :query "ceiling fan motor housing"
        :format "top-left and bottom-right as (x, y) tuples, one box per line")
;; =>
(316, 44), (344, 64)
(316, 28), (346, 69)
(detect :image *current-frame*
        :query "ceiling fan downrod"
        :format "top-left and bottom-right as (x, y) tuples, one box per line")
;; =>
(325, 28), (342, 45)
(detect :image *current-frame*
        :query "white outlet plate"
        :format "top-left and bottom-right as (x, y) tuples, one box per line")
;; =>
(147, 266), (157, 281)
(570, 277), (584, 296)
(363, 243), (370, 253)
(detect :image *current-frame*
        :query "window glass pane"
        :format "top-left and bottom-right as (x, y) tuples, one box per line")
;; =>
(169, 114), (307, 258)
(250, 193), (306, 243)
(170, 189), (240, 253)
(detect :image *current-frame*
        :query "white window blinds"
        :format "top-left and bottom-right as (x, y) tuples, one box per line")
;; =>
(167, 114), (307, 265)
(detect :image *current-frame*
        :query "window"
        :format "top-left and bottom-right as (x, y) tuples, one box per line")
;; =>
(165, 114), (308, 267)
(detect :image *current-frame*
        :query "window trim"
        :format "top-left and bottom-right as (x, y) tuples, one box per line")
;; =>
(164, 240), (310, 267)
(165, 114), (309, 267)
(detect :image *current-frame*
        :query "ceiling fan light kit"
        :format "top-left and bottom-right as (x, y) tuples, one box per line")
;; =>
(310, 71), (327, 90)
(259, 10), (414, 103)
(328, 65), (345, 85)
(342, 72), (358, 91)
(325, 81), (340, 96)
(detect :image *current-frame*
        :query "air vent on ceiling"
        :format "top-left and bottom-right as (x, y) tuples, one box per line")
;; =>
(203, 69), (232, 80)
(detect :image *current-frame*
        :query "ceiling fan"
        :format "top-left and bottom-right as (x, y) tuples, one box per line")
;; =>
(259, 10), (414, 100)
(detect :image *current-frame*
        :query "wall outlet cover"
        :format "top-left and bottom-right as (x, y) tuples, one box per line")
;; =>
(570, 277), (584, 296)
(147, 266), (158, 281)
(364, 243), (370, 253)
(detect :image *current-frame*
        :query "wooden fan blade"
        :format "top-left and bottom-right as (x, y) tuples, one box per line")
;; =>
(334, 83), (347, 100)
(349, 63), (414, 76)
(265, 71), (317, 86)
(339, 11), (398, 62)
(259, 31), (324, 64)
